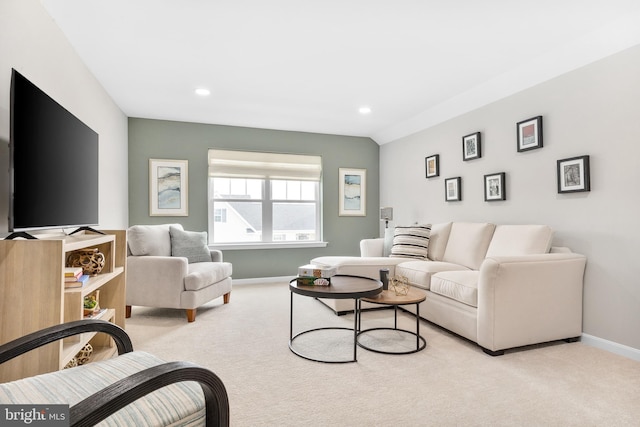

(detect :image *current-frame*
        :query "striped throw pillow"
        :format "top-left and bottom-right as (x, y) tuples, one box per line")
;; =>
(390, 225), (432, 259)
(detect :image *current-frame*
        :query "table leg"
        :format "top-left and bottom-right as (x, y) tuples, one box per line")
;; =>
(353, 298), (359, 362)
(394, 305), (398, 329)
(289, 291), (293, 341)
(416, 302), (420, 350)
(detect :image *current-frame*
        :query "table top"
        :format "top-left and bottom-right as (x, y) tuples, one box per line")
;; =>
(289, 275), (382, 299)
(361, 288), (426, 305)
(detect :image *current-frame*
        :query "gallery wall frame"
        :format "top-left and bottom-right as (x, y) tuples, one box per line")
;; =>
(149, 158), (189, 216)
(517, 116), (543, 152)
(462, 132), (482, 161)
(425, 154), (440, 178)
(557, 155), (590, 193)
(445, 177), (462, 201)
(484, 172), (506, 201)
(339, 168), (366, 216)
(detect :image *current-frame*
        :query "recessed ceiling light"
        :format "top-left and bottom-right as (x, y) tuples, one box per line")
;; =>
(358, 106), (371, 115)
(195, 88), (211, 96)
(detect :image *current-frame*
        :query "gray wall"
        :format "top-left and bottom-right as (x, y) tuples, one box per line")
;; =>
(380, 45), (640, 353)
(0, 0), (129, 233)
(128, 118), (380, 279)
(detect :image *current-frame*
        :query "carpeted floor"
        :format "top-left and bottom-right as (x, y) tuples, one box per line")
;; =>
(125, 281), (640, 427)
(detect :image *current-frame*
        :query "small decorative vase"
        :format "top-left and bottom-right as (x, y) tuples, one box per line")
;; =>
(67, 248), (105, 276)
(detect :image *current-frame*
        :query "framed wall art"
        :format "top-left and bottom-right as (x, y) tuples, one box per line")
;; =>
(149, 159), (189, 216)
(517, 116), (543, 152)
(484, 172), (506, 201)
(462, 132), (481, 161)
(425, 154), (439, 178)
(445, 177), (461, 201)
(557, 155), (590, 193)
(339, 168), (366, 216)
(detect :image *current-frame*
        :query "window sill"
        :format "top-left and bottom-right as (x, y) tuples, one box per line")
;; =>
(209, 241), (329, 251)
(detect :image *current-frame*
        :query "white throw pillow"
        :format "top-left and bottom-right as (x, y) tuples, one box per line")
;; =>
(128, 224), (183, 256)
(389, 225), (432, 260)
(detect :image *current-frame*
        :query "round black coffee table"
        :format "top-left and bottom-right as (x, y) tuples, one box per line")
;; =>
(289, 274), (382, 363)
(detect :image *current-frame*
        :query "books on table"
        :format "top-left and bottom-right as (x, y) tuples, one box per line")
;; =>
(65, 274), (90, 288)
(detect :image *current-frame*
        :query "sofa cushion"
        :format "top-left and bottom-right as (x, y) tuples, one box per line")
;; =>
(185, 262), (233, 291)
(170, 226), (211, 263)
(428, 222), (453, 261)
(442, 222), (496, 269)
(128, 224), (183, 256)
(396, 260), (470, 290)
(390, 224), (432, 260)
(0, 351), (205, 426)
(430, 270), (480, 307)
(485, 224), (553, 257)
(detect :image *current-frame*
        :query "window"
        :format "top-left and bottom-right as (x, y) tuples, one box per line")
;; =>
(213, 208), (227, 223)
(208, 149), (322, 246)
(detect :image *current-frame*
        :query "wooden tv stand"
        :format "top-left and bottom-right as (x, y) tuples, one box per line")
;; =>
(0, 229), (126, 382)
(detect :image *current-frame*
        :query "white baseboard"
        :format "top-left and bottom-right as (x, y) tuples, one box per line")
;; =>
(581, 333), (640, 361)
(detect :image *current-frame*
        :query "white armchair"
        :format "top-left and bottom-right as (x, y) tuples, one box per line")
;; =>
(126, 224), (232, 322)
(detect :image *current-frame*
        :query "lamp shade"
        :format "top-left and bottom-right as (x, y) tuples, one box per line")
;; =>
(380, 207), (393, 221)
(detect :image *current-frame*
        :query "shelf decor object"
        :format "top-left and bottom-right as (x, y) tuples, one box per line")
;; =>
(445, 177), (462, 201)
(517, 116), (543, 152)
(557, 155), (590, 193)
(149, 158), (189, 216)
(484, 172), (506, 201)
(339, 168), (366, 216)
(462, 132), (482, 161)
(67, 248), (105, 276)
(390, 275), (410, 296)
(425, 154), (440, 177)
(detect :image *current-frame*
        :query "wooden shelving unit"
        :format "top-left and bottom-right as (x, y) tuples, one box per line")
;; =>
(0, 229), (126, 382)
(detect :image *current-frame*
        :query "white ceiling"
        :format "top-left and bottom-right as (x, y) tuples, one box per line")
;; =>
(41, 0), (640, 144)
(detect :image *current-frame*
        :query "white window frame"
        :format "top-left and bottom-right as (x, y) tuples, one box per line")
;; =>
(207, 149), (327, 250)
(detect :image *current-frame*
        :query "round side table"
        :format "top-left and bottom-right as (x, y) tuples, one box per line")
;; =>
(357, 287), (427, 354)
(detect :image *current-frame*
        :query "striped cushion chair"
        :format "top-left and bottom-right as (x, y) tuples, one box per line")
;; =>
(0, 320), (229, 427)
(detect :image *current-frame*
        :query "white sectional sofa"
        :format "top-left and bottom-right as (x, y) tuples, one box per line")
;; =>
(310, 222), (587, 355)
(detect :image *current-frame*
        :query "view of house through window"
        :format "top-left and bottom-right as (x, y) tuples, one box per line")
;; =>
(208, 150), (322, 245)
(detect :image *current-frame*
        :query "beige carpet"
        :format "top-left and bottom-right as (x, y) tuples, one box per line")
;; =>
(125, 281), (640, 427)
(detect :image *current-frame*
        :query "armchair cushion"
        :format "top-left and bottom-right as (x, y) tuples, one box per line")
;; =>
(170, 226), (211, 264)
(185, 262), (233, 291)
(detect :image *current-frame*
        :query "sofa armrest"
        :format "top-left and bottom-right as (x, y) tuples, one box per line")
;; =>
(209, 249), (223, 262)
(126, 256), (189, 306)
(477, 253), (587, 353)
(360, 238), (384, 257)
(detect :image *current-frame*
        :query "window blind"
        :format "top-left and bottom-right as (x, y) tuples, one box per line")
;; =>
(208, 149), (322, 181)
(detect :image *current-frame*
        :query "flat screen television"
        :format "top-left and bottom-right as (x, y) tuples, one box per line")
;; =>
(9, 69), (99, 234)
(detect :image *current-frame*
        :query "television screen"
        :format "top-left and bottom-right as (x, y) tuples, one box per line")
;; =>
(10, 69), (99, 232)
